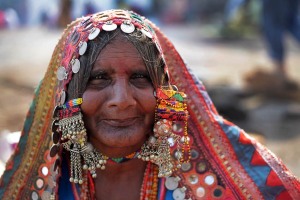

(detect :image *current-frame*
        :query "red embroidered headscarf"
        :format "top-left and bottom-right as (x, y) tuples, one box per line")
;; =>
(0, 9), (299, 200)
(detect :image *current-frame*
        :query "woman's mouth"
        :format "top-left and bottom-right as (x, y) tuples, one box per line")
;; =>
(101, 118), (139, 127)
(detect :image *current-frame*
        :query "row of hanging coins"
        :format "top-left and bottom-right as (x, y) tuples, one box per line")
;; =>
(55, 10), (157, 107)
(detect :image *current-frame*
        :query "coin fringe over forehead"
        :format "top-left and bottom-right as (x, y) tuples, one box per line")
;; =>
(55, 9), (168, 107)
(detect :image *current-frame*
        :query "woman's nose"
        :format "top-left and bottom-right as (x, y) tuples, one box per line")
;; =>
(107, 79), (136, 109)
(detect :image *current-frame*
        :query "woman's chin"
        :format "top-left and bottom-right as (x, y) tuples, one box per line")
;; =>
(90, 130), (146, 152)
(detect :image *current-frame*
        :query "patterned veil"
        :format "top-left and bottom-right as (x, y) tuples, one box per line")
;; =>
(0, 9), (299, 200)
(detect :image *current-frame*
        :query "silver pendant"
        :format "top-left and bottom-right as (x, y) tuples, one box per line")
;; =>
(172, 187), (186, 200)
(57, 66), (67, 81)
(102, 21), (117, 31)
(141, 28), (152, 38)
(120, 21), (135, 33)
(165, 176), (180, 190)
(78, 41), (87, 55)
(88, 27), (100, 40)
(71, 58), (80, 73)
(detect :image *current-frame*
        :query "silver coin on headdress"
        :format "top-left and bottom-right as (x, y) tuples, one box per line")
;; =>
(78, 41), (87, 55)
(57, 66), (68, 81)
(102, 21), (117, 31)
(120, 21), (135, 33)
(88, 27), (101, 40)
(71, 58), (80, 73)
(141, 27), (153, 38)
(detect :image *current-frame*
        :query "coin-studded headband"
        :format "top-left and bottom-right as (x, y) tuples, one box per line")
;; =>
(55, 10), (167, 107)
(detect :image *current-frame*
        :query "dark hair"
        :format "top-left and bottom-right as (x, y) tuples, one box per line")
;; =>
(67, 28), (166, 100)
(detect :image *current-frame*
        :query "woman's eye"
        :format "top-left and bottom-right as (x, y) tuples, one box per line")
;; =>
(88, 74), (110, 89)
(95, 75), (105, 79)
(132, 74), (146, 79)
(131, 73), (152, 87)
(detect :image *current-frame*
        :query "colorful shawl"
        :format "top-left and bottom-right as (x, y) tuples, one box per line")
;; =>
(0, 9), (299, 200)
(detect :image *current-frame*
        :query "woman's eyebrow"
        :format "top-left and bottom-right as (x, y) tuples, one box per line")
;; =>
(89, 70), (107, 78)
(90, 66), (115, 73)
(131, 69), (149, 75)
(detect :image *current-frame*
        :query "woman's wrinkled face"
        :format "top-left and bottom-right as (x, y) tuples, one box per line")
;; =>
(81, 36), (156, 156)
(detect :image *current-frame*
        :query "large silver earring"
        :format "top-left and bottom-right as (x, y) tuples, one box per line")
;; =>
(52, 98), (107, 184)
(138, 87), (190, 177)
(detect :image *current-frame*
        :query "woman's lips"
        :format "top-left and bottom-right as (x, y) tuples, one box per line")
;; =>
(101, 117), (139, 127)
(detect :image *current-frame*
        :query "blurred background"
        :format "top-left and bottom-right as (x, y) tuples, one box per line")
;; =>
(0, 0), (300, 177)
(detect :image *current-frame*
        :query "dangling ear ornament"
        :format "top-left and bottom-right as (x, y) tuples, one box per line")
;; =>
(53, 98), (108, 184)
(139, 86), (190, 177)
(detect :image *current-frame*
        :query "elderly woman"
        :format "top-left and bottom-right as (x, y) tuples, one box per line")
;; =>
(0, 10), (299, 200)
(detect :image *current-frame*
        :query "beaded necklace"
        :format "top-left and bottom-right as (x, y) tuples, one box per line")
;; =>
(140, 162), (159, 200)
(106, 150), (141, 164)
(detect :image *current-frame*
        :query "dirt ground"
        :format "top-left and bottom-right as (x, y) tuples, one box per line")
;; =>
(0, 25), (299, 177)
